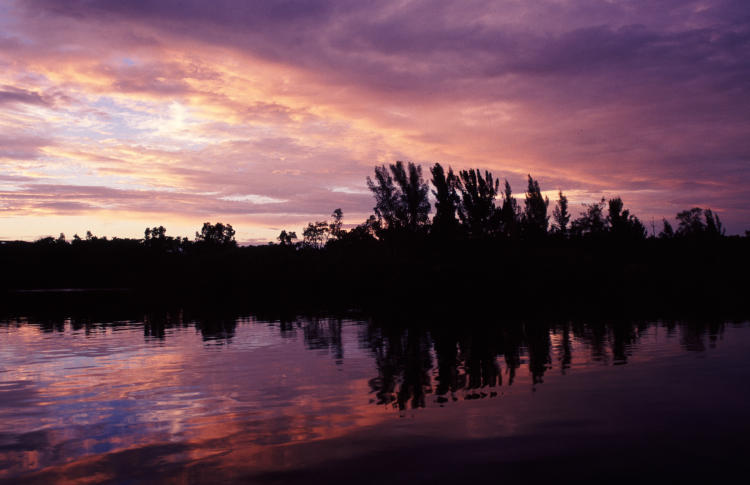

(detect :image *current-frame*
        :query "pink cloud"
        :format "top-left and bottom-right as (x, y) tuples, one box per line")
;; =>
(0, 0), (747, 238)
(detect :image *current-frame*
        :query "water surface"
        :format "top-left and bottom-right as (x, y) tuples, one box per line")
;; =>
(1, 314), (749, 484)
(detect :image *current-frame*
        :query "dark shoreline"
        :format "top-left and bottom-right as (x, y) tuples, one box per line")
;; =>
(3, 235), (749, 321)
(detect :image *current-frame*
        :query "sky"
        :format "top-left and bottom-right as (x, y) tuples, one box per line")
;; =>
(1, 0), (749, 242)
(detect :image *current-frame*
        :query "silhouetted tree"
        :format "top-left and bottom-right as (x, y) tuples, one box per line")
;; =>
(277, 230), (297, 246)
(456, 168), (500, 238)
(329, 208), (344, 240)
(145, 226), (167, 241)
(704, 209), (724, 238)
(607, 197), (646, 240)
(195, 222), (236, 247)
(143, 225), (185, 252)
(339, 215), (378, 244)
(571, 199), (607, 237)
(303, 221), (329, 249)
(500, 180), (520, 239)
(367, 161), (430, 235)
(394, 161), (431, 231)
(552, 191), (570, 236)
(675, 208), (705, 237)
(659, 219), (675, 239)
(521, 175), (549, 238)
(367, 164), (400, 231)
(430, 163), (460, 236)
(674, 207), (724, 238)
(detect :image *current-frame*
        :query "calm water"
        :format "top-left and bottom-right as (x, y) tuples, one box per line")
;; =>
(1, 313), (749, 484)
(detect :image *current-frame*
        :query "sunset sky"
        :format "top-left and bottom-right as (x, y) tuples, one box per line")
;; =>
(1, 0), (748, 242)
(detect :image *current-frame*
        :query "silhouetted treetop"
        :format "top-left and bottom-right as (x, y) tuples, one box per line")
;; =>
(456, 168), (500, 239)
(430, 163), (460, 237)
(500, 180), (520, 240)
(195, 222), (236, 247)
(277, 230), (297, 246)
(303, 221), (329, 249)
(571, 198), (607, 237)
(607, 197), (646, 241)
(552, 191), (570, 235)
(521, 175), (549, 239)
(674, 207), (725, 238)
(367, 161), (430, 235)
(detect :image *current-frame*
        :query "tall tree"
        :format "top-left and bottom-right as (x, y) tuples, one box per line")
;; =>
(500, 180), (520, 239)
(704, 209), (724, 237)
(367, 165), (400, 231)
(367, 161), (430, 234)
(521, 175), (549, 238)
(456, 168), (500, 238)
(329, 208), (344, 240)
(552, 191), (570, 236)
(570, 199), (607, 237)
(430, 163), (460, 236)
(607, 197), (646, 240)
(392, 161), (431, 231)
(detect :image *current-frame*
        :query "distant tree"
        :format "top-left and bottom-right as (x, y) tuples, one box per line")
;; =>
(85, 230), (95, 241)
(675, 208), (705, 237)
(195, 222), (236, 247)
(674, 207), (724, 238)
(430, 163), (460, 236)
(146, 226), (167, 240)
(367, 161), (430, 234)
(456, 168), (500, 238)
(570, 198), (607, 237)
(56, 233), (67, 245)
(704, 209), (724, 237)
(340, 215), (378, 244)
(277, 230), (297, 246)
(659, 219), (675, 239)
(607, 197), (646, 240)
(302, 221), (329, 249)
(36, 236), (56, 246)
(334, 215), (378, 245)
(329, 208), (344, 240)
(552, 191), (570, 236)
(499, 180), (520, 239)
(144, 225), (178, 251)
(521, 175), (549, 238)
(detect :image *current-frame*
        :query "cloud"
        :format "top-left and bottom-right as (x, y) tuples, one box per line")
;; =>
(0, 86), (47, 106)
(0, 0), (747, 237)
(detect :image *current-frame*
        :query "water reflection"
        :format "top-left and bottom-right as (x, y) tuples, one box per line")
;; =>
(0, 311), (748, 484)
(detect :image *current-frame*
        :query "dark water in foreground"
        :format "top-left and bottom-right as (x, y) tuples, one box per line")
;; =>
(1, 314), (749, 484)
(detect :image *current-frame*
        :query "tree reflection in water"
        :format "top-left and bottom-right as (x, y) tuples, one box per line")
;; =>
(3, 309), (735, 413)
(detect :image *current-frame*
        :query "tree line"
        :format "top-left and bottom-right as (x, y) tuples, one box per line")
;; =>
(3, 160), (748, 314)
(13, 160), (738, 253)
(280, 161), (730, 249)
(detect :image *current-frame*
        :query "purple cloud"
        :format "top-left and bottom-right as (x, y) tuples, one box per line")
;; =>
(2, 0), (749, 235)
